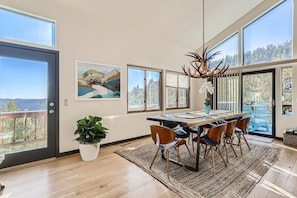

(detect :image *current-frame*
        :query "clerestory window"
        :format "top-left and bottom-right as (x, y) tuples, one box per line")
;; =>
(0, 7), (56, 47)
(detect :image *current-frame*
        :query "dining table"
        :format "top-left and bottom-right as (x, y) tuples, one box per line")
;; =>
(147, 109), (250, 172)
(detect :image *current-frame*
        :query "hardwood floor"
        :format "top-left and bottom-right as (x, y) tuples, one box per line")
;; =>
(0, 137), (296, 198)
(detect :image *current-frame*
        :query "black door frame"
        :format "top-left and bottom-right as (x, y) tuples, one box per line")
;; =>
(241, 69), (276, 138)
(0, 41), (59, 168)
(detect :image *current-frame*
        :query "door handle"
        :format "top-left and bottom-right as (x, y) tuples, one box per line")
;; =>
(271, 99), (275, 106)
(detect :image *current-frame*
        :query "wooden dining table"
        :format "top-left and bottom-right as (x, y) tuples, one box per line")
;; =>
(147, 110), (250, 172)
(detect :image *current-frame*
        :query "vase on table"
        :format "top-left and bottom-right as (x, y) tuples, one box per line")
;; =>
(204, 105), (211, 114)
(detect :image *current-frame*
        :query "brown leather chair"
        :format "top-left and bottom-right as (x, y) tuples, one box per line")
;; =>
(150, 125), (187, 179)
(223, 120), (238, 163)
(235, 117), (251, 155)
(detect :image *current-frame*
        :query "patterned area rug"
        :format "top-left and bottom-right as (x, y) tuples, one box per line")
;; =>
(115, 142), (281, 198)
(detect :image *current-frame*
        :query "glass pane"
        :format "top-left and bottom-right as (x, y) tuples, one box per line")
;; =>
(128, 68), (145, 111)
(166, 72), (177, 87)
(166, 87), (177, 109)
(208, 33), (238, 68)
(0, 8), (55, 47)
(0, 57), (48, 154)
(178, 88), (188, 108)
(217, 75), (239, 111)
(146, 71), (161, 110)
(178, 74), (189, 88)
(242, 72), (272, 135)
(243, 0), (292, 65)
(281, 67), (292, 115)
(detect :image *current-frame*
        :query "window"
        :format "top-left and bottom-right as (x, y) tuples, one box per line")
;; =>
(216, 73), (239, 111)
(128, 66), (161, 112)
(243, 0), (292, 65)
(0, 7), (55, 47)
(281, 66), (292, 115)
(207, 33), (238, 68)
(166, 71), (189, 109)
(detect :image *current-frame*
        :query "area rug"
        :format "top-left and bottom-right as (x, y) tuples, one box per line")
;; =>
(115, 142), (281, 198)
(245, 134), (274, 143)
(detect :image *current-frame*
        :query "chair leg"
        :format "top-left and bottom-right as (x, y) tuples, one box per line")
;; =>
(184, 141), (192, 157)
(204, 144), (209, 158)
(191, 133), (195, 153)
(150, 148), (160, 169)
(242, 133), (251, 151)
(211, 147), (216, 173)
(223, 139), (229, 163)
(230, 138), (238, 158)
(237, 133), (243, 155)
(175, 147), (185, 169)
(166, 150), (170, 179)
(217, 146), (227, 167)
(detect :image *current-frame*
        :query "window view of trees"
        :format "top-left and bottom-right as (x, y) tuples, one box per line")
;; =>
(210, 0), (292, 67)
(208, 33), (238, 68)
(166, 72), (189, 109)
(128, 67), (161, 112)
(0, 100), (46, 152)
(243, 0), (292, 65)
(281, 66), (292, 115)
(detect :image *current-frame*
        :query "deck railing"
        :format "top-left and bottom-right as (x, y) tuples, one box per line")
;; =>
(0, 111), (47, 147)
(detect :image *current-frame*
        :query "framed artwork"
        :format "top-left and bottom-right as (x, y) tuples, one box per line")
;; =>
(75, 61), (121, 100)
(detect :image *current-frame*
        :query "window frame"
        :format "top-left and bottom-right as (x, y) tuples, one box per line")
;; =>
(127, 65), (162, 113)
(165, 70), (190, 110)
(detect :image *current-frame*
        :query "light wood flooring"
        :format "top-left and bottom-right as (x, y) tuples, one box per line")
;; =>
(0, 137), (297, 198)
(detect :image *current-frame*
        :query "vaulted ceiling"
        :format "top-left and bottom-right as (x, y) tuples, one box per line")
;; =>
(56, 0), (265, 50)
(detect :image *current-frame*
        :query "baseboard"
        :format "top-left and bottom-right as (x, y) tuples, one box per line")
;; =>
(58, 135), (150, 157)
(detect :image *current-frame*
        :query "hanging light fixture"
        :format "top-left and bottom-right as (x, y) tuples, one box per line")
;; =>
(182, 0), (229, 79)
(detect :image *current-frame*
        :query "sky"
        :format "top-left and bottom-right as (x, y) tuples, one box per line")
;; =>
(0, 57), (47, 99)
(0, 7), (55, 47)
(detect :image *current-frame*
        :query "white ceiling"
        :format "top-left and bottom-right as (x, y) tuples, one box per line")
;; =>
(57, 0), (265, 50)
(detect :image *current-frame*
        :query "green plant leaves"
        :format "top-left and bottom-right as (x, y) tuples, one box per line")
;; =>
(74, 115), (108, 144)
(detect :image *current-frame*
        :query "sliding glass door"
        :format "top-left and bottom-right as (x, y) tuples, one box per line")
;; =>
(242, 70), (275, 137)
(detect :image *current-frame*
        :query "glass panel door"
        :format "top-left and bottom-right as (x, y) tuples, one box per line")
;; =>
(242, 70), (275, 137)
(0, 42), (58, 168)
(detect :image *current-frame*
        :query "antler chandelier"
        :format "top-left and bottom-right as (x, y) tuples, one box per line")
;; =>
(182, 0), (229, 78)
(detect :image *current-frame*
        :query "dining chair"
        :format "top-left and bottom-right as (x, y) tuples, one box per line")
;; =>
(193, 123), (228, 173)
(223, 120), (238, 163)
(149, 125), (186, 179)
(182, 126), (204, 153)
(160, 121), (192, 155)
(235, 117), (251, 155)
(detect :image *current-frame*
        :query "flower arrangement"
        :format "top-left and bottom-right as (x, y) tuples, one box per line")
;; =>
(199, 81), (214, 106)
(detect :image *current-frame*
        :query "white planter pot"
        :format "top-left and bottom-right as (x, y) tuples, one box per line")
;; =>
(78, 142), (100, 161)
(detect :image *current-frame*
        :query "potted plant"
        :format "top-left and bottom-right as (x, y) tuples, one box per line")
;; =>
(74, 115), (108, 161)
(204, 98), (211, 114)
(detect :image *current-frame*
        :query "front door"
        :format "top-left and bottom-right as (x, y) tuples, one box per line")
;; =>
(0, 42), (59, 168)
(242, 69), (275, 137)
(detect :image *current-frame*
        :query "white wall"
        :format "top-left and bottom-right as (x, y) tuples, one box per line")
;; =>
(0, 0), (205, 153)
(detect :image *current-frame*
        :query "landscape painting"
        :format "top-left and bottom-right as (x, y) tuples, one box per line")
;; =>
(75, 61), (121, 100)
